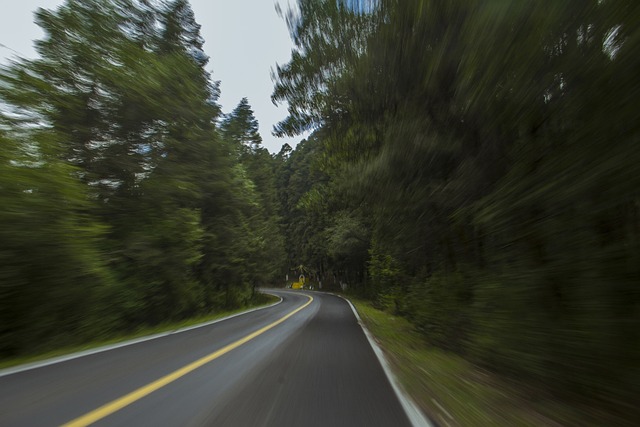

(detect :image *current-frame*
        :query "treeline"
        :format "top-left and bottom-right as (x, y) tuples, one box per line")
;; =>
(273, 0), (639, 419)
(0, 0), (284, 357)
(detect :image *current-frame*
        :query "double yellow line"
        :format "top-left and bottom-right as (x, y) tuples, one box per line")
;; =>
(63, 294), (313, 427)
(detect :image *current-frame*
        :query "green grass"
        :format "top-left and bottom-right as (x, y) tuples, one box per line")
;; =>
(0, 293), (280, 371)
(349, 298), (618, 427)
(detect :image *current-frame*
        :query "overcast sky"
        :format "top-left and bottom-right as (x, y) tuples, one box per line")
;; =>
(0, 0), (304, 153)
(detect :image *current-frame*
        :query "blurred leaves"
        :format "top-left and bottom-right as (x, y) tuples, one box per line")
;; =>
(0, 0), (284, 357)
(273, 0), (640, 420)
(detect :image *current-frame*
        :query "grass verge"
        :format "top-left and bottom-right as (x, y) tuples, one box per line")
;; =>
(0, 292), (280, 372)
(349, 298), (620, 427)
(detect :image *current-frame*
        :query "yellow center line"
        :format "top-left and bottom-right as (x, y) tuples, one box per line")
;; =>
(62, 294), (313, 427)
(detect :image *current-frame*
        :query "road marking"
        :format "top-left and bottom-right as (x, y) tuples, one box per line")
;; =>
(0, 294), (283, 379)
(330, 293), (433, 427)
(62, 294), (313, 427)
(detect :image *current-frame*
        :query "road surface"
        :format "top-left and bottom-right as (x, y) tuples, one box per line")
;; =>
(0, 290), (421, 426)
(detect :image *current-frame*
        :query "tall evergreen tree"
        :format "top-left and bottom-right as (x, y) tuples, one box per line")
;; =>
(161, 0), (209, 67)
(220, 97), (263, 153)
(0, 0), (279, 354)
(219, 98), (286, 286)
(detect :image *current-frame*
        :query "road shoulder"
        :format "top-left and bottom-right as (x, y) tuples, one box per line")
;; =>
(0, 294), (282, 378)
(328, 293), (433, 427)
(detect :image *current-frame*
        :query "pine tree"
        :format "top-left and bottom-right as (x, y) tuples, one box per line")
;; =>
(220, 97), (263, 153)
(160, 0), (209, 68)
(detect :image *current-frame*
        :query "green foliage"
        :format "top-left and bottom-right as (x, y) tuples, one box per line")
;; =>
(220, 97), (263, 152)
(367, 238), (400, 304)
(0, 128), (113, 355)
(406, 272), (471, 352)
(273, 0), (640, 418)
(218, 98), (287, 286)
(0, 0), (287, 359)
(326, 211), (369, 261)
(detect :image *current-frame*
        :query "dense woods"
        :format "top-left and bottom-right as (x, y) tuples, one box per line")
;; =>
(0, 0), (638, 422)
(0, 0), (285, 356)
(272, 0), (639, 420)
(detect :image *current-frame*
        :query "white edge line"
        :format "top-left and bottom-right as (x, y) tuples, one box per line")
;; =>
(328, 293), (433, 427)
(0, 293), (283, 378)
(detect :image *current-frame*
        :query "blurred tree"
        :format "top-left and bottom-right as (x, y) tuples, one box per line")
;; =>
(218, 98), (286, 288)
(160, 0), (209, 67)
(220, 97), (263, 153)
(0, 125), (113, 356)
(273, 0), (640, 419)
(0, 0), (286, 356)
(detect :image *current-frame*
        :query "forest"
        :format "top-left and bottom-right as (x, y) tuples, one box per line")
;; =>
(0, 0), (286, 356)
(272, 0), (639, 419)
(0, 0), (638, 422)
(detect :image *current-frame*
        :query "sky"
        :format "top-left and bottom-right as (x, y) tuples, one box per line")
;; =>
(0, 0), (304, 153)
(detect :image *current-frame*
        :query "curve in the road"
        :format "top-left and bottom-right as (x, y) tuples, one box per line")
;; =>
(0, 291), (426, 427)
(62, 294), (313, 427)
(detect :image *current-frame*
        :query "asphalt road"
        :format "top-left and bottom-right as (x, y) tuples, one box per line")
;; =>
(0, 290), (420, 427)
